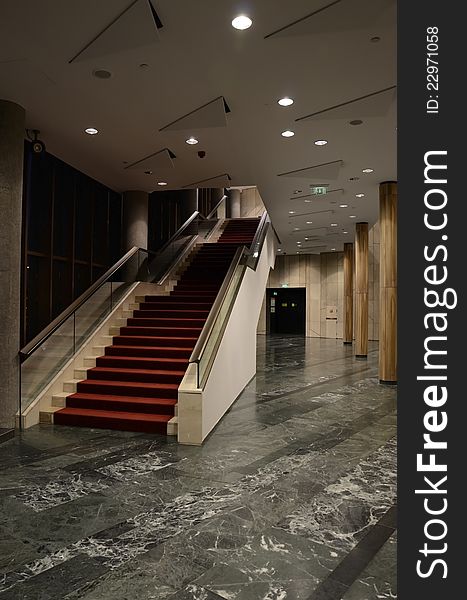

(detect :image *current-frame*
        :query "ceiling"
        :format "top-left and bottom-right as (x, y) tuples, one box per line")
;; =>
(0, 0), (397, 255)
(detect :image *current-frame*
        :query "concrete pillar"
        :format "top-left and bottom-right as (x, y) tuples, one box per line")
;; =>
(122, 190), (149, 251)
(0, 100), (25, 429)
(230, 189), (241, 218)
(379, 182), (397, 384)
(343, 242), (354, 345)
(355, 222), (369, 358)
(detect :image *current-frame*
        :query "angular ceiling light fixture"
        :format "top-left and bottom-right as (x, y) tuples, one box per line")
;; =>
(232, 15), (253, 30)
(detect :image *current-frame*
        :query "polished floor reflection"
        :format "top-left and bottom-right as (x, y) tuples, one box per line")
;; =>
(0, 337), (396, 600)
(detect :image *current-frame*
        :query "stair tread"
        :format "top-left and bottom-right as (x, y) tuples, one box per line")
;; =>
(107, 344), (192, 351)
(68, 393), (177, 405)
(56, 407), (172, 423)
(89, 367), (185, 376)
(98, 356), (188, 364)
(79, 379), (179, 390)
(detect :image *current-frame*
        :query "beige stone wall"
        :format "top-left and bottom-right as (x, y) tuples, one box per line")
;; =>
(240, 187), (265, 218)
(258, 222), (380, 340)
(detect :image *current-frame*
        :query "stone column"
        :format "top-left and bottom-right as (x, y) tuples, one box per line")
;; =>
(230, 189), (241, 218)
(0, 100), (25, 429)
(122, 190), (148, 280)
(122, 190), (149, 251)
(343, 242), (354, 345)
(355, 222), (369, 358)
(379, 182), (397, 383)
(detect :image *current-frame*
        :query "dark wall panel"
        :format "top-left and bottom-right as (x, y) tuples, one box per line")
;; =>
(22, 141), (122, 345)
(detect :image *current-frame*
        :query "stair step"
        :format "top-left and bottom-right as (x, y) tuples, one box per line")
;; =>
(119, 326), (202, 337)
(86, 366), (185, 384)
(113, 335), (197, 348)
(105, 345), (192, 358)
(96, 355), (188, 370)
(54, 407), (172, 434)
(66, 393), (177, 415)
(133, 309), (210, 318)
(139, 302), (213, 311)
(127, 318), (206, 328)
(76, 379), (179, 399)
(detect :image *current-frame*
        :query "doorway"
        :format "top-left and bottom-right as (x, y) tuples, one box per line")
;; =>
(267, 288), (306, 335)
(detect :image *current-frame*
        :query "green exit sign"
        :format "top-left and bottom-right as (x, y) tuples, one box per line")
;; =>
(310, 186), (327, 195)
(281, 283), (289, 288)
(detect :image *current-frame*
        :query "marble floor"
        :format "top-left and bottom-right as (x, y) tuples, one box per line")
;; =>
(0, 337), (397, 600)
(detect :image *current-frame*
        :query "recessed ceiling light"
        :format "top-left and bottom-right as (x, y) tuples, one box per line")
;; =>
(92, 69), (112, 79)
(356, 193), (365, 198)
(85, 127), (98, 135)
(186, 136), (199, 145)
(282, 130), (295, 138)
(294, 227), (300, 231)
(157, 181), (168, 186)
(339, 204), (348, 208)
(314, 139), (328, 146)
(349, 119), (363, 126)
(304, 199), (312, 203)
(343, 231), (348, 234)
(349, 215), (357, 218)
(278, 248), (282, 251)
(330, 223), (338, 227)
(362, 168), (374, 174)
(232, 15), (253, 30)
(289, 210), (295, 214)
(278, 97), (294, 107)
(331, 248), (336, 251)
(306, 221), (313, 224)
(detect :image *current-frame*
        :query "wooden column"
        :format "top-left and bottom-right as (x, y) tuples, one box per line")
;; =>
(343, 243), (354, 344)
(355, 222), (369, 358)
(379, 182), (397, 383)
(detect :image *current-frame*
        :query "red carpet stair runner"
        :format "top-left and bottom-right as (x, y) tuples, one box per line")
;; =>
(54, 218), (260, 434)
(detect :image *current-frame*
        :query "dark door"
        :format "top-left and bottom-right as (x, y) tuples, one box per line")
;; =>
(268, 288), (306, 335)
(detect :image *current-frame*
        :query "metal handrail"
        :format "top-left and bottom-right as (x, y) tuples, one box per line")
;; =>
(188, 211), (271, 386)
(205, 194), (228, 220)
(19, 246), (145, 361)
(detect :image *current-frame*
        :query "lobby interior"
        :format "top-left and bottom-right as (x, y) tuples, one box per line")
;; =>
(0, 1), (397, 599)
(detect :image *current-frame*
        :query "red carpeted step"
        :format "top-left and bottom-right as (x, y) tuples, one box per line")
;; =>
(66, 393), (177, 415)
(113, 335), (197, 348)
(138, 302), (213, 311)
(96, 355), (188, 370)
(86, 367), (185, 384)
(77, 379), (179, 399)
(127, 317), (206, 328)
(132, 309), (210, 319)
(54, 407), (172, 434)
(105, 345), (192, 359)
(119, 326), (203, 337)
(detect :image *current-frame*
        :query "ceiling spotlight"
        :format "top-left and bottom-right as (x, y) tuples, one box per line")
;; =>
(362, 168), (374, 174)
(314, 139), (328, 146)
(157, 181), (168, 186)
(85, 127), (98, 135)
(356, 193), (365, 198)
(278, 97), (294, 107)
(232, 15), (253, 30)
(289, 210), (295, 214)
(294, 227), (300, 231)
(278, 248), (282, 251)
(306, 221), (313, 224)
(349, 215), (357, 218)
(282, 130), (295, 138)
(186, 136), (199, 145)
(339, 204), (348, 208)
(343, 231), (348, 234)
(331, 248), (336, 251)
(304, 199), (312, 203)
(330, 223), (338, 227)
(349, 119), (363, 126)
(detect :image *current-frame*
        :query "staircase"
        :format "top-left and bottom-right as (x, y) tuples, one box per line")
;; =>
(54, 218), (260, 434)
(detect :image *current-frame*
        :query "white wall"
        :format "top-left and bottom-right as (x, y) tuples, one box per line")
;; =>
(240, 187), (265, 218)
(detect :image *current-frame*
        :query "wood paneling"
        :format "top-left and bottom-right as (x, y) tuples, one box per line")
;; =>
(343, 243), (354, 344)
(379, 182), (397, 382)
(355, 223), (369, 357)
